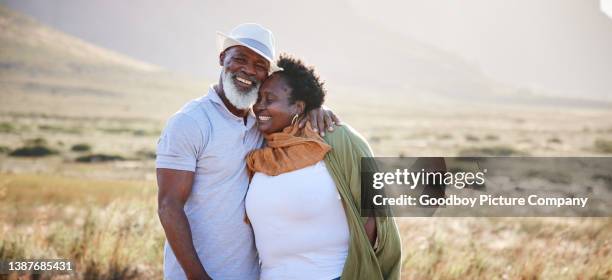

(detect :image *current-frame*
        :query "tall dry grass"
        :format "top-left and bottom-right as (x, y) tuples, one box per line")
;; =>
(398, 217), (612, 279)
(0, 174), (163, 279)
(1, 174), (611, 279)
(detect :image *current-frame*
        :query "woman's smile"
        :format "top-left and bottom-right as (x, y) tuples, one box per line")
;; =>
(257, 115), (272, 122)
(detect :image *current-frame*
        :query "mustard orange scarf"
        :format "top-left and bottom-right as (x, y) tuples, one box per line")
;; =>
(246, 122), (331, 177)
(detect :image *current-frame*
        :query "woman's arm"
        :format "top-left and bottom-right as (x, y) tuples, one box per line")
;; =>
(364, 216), (377, 246)
(324, 124), (378, 247)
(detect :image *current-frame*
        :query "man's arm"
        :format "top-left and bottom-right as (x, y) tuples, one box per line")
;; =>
(157, 168), (211, 280)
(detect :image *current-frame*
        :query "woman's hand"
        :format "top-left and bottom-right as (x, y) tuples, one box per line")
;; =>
(299, 105), (341, 137)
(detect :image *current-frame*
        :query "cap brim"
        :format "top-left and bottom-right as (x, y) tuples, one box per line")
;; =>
(216, 32), (282, 73)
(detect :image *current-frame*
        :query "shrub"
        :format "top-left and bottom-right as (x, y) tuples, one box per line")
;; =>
(9, 145), (57, 157)
(38, 125), (82, 134)
(71, 143), (92, 152)
(133, 129), (161, 137)
(525, 169), (572, 184)
(99, 127), (132, 134)
(136, 149), (156, 160)
(76, 154), (125, 163)
(592, 174), (612, 190)
(25, 137), (47, 146)
(457, 146), (526, 157)
(593, 139), (612, 154)
(0, 122), (15, 133)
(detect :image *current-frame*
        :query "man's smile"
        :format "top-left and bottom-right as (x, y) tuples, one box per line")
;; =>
(232, 73), (257, 90)
(236, 76), (253, 86)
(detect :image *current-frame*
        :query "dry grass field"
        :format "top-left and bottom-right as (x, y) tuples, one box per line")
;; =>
(2, 177), (612, 279)
(2, 5), (612, 280)
(2, 101), (611, 280)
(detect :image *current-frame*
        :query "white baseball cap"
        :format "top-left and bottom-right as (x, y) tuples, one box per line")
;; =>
(217, 23), (281, 72)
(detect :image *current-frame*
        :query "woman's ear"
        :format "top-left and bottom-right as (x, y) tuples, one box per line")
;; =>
(293, 101), (306, 117)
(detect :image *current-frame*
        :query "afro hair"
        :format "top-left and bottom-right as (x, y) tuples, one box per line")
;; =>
(275, 54), (326, 114)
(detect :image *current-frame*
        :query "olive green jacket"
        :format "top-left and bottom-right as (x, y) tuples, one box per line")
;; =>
(323, 124), (402, 280)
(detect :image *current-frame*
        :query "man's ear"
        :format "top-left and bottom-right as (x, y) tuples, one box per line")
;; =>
(219, 50), (226, 66)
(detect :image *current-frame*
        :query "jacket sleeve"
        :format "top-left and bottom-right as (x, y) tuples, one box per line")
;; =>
(324, 125), (402, 280)
(324, 124), (374, 213)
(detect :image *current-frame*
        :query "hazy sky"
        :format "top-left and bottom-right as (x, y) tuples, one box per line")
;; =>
(349, 0), (612, 99)
(2, 0), (612, 99)
(603, 0), (612, 18)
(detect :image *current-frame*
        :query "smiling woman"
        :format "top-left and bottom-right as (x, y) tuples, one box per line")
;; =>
(253, 55), (325, 134)
(246, 55), (401, 280)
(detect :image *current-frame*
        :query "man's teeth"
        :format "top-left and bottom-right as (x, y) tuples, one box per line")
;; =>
(236, 77), (253, 85)
(258, 116), (271, 121)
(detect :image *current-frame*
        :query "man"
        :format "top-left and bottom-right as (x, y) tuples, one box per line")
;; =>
(156, 23), (339, 280)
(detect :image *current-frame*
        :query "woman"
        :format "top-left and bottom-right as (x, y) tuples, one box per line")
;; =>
(245, 55), (401, 280)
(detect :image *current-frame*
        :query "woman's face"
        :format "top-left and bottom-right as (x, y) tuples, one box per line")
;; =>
(254, 74), (304, 134)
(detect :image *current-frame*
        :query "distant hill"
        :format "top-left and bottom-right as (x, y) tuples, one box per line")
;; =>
(0, 0), (492, 98)
(0, 3), (608, 121)
(0, 5), (205, 120)
(3, 0), (610, 109)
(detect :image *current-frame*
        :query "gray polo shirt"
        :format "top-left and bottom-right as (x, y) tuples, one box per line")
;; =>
(156, 86), (263, 280)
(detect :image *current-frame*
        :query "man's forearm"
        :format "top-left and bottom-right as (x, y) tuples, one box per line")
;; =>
(158, 205), (211, 280)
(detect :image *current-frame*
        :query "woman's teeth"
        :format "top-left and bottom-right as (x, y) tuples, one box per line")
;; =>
(258, 116), (271, 121)
(236, 77), (253, 86)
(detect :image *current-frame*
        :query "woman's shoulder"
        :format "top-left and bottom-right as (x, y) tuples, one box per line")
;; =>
(323, 123), (358, 143)
(323, 123), (372, 154)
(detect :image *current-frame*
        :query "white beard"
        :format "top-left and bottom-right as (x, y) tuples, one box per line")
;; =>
(221, 70), (259, 110)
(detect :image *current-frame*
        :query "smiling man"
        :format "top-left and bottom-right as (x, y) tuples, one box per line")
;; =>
(155, 23), (338, 280)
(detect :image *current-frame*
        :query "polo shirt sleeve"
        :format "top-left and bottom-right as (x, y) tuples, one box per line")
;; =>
(156, 113), (204, 172)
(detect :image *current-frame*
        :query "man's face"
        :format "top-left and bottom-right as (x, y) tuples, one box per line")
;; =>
(220, 46), (270, 92)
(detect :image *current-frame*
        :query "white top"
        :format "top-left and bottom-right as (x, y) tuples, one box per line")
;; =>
(156, 87), (262, 280)
(245, 160), (350, 280)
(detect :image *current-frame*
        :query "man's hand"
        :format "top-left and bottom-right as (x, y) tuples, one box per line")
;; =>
(298, 105), (341, 137)
(157, 168), (212, 280)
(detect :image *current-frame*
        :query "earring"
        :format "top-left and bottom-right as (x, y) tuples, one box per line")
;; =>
(291, 114), (299, 126)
